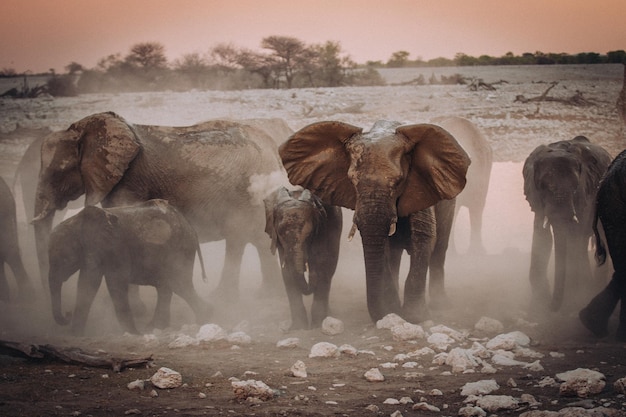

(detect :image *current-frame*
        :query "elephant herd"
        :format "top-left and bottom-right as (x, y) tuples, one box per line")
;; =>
(1, 111), (625, 341)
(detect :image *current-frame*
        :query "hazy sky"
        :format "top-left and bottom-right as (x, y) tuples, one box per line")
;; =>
(2, 0), (625, 73)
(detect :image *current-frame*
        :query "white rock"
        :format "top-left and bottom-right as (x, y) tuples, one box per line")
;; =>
(556, 368), (606, 398)
(376, 313), (406, 329)
(127, 379), (145, 391)
(485, 331), (530, 350)
(474, 316), (504, 333)
(427, 332), (456, 351)
(309, 342), (339, 358)
(150, 367), (183, 389)
(391, 322), (426, 341)
(276, 337), (300, 348)
(408, 347), (436, 357)
(429, 324), (466, 341)
(520, 393), (541, 407)
(290, 360), (307, 378)
(524, 360), (544, 372)
(321, 316), (344, 335)
(461, 379), (500, 396)
(364, 368), (385, 382)
(475, 395), (519, 412)
(231, 379), (275, 401)
(338, 344), (358, 356)
(412, 402), (440, 412)
(381, 362), (398, 369)
(402, 362), (418, 368)
(399, 396), (414, 404)
(445, 347), (481, 373)
(491, 353), (529, 366)
(429, 389), (443, 396)
(458, 405), (487, 417)
(227, 331), (252, 345)
(168, 334), (199, 349)
(614, 377), (626, 394)
(196, 323), (227, 342)
(469, 342), (491, 359)
(384, 398), (400, 404)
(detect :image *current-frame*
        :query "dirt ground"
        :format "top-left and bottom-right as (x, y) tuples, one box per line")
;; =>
(1, 65), (626, 416)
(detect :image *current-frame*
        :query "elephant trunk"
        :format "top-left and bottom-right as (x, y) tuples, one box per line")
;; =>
(282, 248), (312, 295)
(49, 274), (70, 325)
(33, 204), (55, 289)
(550, 222), (572, 311)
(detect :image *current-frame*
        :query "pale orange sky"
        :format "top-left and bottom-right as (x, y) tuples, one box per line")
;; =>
(2, 0), (625, 73)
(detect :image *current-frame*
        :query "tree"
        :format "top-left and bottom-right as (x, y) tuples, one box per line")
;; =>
(125, 42), (168, 71)
(261, 36), (306, 88)
(387, 50), (410, 67)
(65, 62), (84, 75)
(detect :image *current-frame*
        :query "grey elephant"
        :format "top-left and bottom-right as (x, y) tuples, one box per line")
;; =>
(433, 117), (493, 255)
(33, 112), (287, 299)
(579, 149), (626, 341)
(48, 199), (211, 335)
(0, 177), (34, 301)
(264, 187), (342, 330)
(279, 120), (470, 323)
(523, 136), (611, 311)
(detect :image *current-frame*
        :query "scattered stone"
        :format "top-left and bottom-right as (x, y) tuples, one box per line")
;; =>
(124, 409), (141, 415)
(150, 367), (182, 389)
(390, 410), (403, 417)
(290, 360), (307, 378)
(364, 368), (385, 382)
(365, 404), (379, 412)
(149, 389), (158, 398)
(196, 324), (227, 342)
(474, 316), (504, 333)
(408, 346), (436, 357)
(338, 344), (358, 356)
(412, 402), (440, 412)
(276, 337), (300, 349)
(520, 393), (541, 407)
(461, 379), (500, 396)
(458, 405), (487, 417)
(399, 396), (414, 404)
(556, 368), (606, 398)
(232, 379), (275, 401)
(198, 392), (207, 399)
(429, 324), (466, 341)
(614, 377), (626, 394)
(475, 395), (519, 412)
(391, 322), (426, 341)
(321, 316), (344, 335)
(384, 398), (400, 404)
(381, 362), (398, 369)
(429, 389), (443, 396)
(445, 347), (482, 373)
(309, 342), (339, 358)
(376, 313), (406, 329)
(227, 331), (252, 345)
(127, 379), (145, 391)
(486, 331), (530, 350)
(428, 332), (456, 351)
(168, 334), (198, 349)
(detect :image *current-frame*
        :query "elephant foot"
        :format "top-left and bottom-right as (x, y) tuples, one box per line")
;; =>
(578, 306), (609, 338)
(429, 293), (451, 311)
(401, 301), (429, 324)
(616, 327), (626, 342)
(212, 284), (240, 303)
(289, 318), (310, 331)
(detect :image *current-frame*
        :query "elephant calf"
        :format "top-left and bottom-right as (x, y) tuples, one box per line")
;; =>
(48, 199), (211, 335)
(264, 187), (342, 330)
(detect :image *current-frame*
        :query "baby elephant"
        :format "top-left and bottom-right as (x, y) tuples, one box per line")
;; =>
(48, 199), (211, 335)
(264, 187), (342, 330)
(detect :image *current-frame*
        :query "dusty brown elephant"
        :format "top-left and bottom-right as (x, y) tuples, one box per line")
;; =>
(279, 120), (470, 323)
(33, 112), (287, 300)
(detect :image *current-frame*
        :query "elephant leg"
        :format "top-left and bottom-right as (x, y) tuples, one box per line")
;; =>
(0, 262), (9, 302)
(617, 282), (626, 342)
(6, 248), (34, 300)
(468, 201), (487, 255)
(311, 270), (331, 328)
(169, 272), (212, 325)
(104, 274), (140, 335)
(149, 286), (173, 330)
(282, 269), (309, 330)
(128, 284), (148, 317)
(71, 268), (103, 335)
(253, 236), (282, 294)
(429, 199), (455, 308)
(529, 214), (552, 305)
(579, 273), (621, 338)
(215, 238), (245, 300)
(402, 209), (436, 323)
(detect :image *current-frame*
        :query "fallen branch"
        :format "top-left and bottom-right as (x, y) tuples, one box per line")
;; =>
(0, 340), (153, 372)
(467, 78), (508, 91)
(514, 82), (595, 106)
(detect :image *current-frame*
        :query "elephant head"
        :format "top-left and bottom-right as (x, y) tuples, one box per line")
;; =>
(523, 136), (612, 310)
(264, 186), (327, 294)
(279, 120), (470, 321)
(33, 112), (140, 280)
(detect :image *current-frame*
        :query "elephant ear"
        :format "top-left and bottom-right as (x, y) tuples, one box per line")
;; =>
(522, 145), (547, 212)
(71, 112), (141, 206)
(279, 121), (362, 209)
(396, 124), (471, 216)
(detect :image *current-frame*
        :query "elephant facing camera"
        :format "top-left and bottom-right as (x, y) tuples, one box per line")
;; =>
(264, 187), (342, 330)
(47, 199), (212, 335)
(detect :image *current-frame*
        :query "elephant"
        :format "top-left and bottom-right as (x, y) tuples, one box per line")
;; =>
(48, 199), (211, 335)
(432, 117), (493, 255)
(0, 177), (34, 301)
(33, 112), (287, 300)
(264, 186), (342, 330)
(579, 149), (626, 341)
(279, 120), (470, 323)
(523, 136), (612, 311)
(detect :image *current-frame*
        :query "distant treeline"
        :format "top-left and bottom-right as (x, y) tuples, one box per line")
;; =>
(1, 36), (624, 97)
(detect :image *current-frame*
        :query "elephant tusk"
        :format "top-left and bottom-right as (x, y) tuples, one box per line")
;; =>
(281, 260), (286, 269)
(542, 216), (549, 229)
(305, 262), (309, 273)
(388, 222), (396, 236)
(572, 214), (579, 224)
(347, 223), (358, 241)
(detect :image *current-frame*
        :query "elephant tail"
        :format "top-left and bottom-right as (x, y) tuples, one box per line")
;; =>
(195, 243), (208, 283)
(592, 209), (607, 266)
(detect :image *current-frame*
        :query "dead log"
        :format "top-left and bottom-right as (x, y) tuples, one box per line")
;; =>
(0, 340), (153, 372)
(514, 82), (595, 106)
(467, 78), (508, 91)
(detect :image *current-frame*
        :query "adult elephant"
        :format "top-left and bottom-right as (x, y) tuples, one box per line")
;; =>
(433, 116), (493, 255)
(0, 177), (34, 301)
(523, 136), (611, 311)
(48, 200), (211, 335)
(33, 112), (285, 299)
(279, 120), (470, 323)
(264, 187), (342, 330)
(579, 149), (626, 341)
